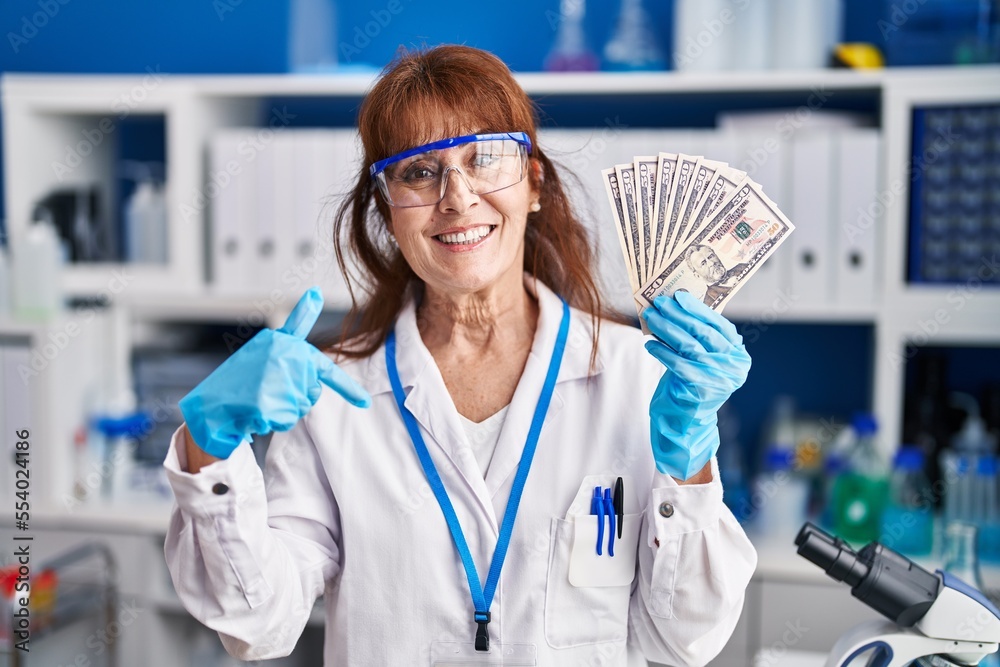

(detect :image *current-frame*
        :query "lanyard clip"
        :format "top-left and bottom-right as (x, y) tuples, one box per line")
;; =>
(474, 611), (491, 651)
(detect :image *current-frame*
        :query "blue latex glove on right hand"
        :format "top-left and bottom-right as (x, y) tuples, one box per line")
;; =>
(179, 287), (371, 459)
(641, 290), (751, 480)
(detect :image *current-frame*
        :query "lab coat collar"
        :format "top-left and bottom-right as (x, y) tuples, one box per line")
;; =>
(363, 274), (604, 528)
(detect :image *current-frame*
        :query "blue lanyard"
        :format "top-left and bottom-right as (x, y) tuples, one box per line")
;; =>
(385, 297), (570, 651)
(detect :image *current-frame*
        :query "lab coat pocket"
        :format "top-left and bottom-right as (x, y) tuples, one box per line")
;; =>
(567, 513), (641, 587)
(543, 513), (640, 649)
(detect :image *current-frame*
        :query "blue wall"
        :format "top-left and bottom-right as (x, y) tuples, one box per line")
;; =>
(0, 1), (886, 75)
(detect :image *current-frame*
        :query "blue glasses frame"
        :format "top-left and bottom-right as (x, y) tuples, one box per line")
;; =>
(368, 131), (533, 178)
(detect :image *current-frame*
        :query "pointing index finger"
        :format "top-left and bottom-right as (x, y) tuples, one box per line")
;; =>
(278, 287), (324, 339)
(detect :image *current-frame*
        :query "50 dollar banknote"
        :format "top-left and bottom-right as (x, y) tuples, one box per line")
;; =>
(636, 180), (795, 313)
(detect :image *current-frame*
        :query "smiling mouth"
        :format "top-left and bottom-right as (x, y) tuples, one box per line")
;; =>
(434, 225), (496, 245)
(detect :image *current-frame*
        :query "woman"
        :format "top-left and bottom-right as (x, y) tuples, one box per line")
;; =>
(164, 45), (756, 666)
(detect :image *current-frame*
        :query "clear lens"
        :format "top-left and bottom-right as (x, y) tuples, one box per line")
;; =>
(377, 138), (528, 207)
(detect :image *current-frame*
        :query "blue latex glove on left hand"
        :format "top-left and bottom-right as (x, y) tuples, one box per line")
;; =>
(641, 290), (751, 480)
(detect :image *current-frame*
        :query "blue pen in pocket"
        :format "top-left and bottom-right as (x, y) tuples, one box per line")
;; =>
(591, 486), (604, 556)
(604, 487), (616, 557)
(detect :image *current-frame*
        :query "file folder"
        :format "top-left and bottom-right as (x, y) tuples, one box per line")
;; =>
(728, 130), (791, 309)
(834, 128), (880, 306)
(254, 137), (280, 293)
(209, 131), (253, 294)
(788, 130), (835, 306)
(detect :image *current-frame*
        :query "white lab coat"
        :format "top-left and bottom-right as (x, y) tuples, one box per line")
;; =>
(162, 276), (757, 666)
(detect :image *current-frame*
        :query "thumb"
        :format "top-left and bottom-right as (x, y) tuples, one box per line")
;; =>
(312, 348), (372, 408)
(278, 287), (324, 339)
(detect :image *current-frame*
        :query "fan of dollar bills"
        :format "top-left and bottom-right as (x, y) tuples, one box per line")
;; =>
(602, 154), (796, 323)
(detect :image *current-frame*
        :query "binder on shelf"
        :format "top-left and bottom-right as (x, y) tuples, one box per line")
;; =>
(727, 129), (791, 310)
(788, 130), (835, 306)
(834, 128), (880, 306)
(209, 131), (252, 295)
(254, 138), (280, 294)
(272, 131), (299, 296)
(292, 130), (327, 295)
(291, 129), (360, 307)
(315, 129), (362, 310)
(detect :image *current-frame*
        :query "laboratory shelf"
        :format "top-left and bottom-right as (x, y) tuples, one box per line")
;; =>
(14, 502), (175, 535)
(723, 301), (880, 324)
(118, 292), (296, 328)
(5, 66), (975, 100)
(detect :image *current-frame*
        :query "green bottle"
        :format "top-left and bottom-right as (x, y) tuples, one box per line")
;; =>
(832, 413), (889, 544)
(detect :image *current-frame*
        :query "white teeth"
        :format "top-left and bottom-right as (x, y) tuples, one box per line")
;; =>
(437, 225), (492, 245)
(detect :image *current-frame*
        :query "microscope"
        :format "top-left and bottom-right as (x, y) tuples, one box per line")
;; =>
(796, 522), (1000, 666)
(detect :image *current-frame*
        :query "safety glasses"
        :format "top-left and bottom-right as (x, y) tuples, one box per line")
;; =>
(369, 132), (532, 208)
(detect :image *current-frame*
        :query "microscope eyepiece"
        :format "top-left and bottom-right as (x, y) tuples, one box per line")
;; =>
(795, 522), (941, 627)
(795, 522), (869, 587)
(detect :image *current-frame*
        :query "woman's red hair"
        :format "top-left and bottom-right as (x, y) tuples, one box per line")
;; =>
(328, 44), (628, 363)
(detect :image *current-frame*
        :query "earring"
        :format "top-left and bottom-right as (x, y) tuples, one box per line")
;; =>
(530, 201), (541, 213)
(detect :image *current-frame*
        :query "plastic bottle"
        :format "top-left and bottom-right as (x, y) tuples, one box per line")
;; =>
(287, 0), (337, 73)
(603, 0), (666, 71)
(672, 0), (732, 72)
(951, 392), (997, 455)
(11, 216), (63, 321)
(753, 447), (810, 539)
(761, 395), (797, 453)
(975, 454), (999, 564)
(544, 0), (599, 71)
(832, 413), (889, 543)
(819, 450), (848, 530)
(880, 446), (934, 557)
(125, 178), (167, 264)
(718, 404), (751, 523)
(767, 0), (842, 70)
(942, 393), (998, 533)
